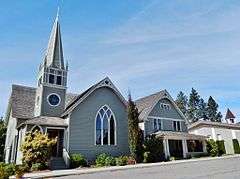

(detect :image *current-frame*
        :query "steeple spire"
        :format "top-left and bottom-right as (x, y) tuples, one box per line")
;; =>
(44, 8), (65, 70)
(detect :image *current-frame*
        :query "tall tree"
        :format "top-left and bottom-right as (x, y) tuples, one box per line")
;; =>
(206, 96), (222, 122)
(127, 93), (143, 163)
(187, 88), (200, 122)
(197, 98), (208, 120)
(0, 117), (6, 162)
(175, 91), (188, 115)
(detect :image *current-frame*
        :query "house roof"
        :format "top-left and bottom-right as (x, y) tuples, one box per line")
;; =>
(188, 120), (240, 130)
(154, 130), (207, 140)
(24, 116), (67, 127)
(135, 90), (186, 122)
(5, 84), (78, 121)
(62, 77), (127, 117)
(225, 108), (235, 119)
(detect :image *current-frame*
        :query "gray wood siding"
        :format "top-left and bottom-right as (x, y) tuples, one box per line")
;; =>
(149, 99), (183, 119)
(145, 98), (188, 136)
(69, 87), (129, 161)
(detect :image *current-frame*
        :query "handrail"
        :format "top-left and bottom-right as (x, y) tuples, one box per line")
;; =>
(63, 148), (70, 168)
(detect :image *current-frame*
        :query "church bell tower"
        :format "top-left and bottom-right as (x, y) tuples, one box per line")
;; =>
(34, 11), (68, 117)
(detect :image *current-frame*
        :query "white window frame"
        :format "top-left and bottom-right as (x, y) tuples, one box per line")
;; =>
(160, 103), (171, 110)
(172, 121), (181, 132)
(152, 118), (162, 131)
(94, 105), (117, 146)
(47, 93), (61, 107)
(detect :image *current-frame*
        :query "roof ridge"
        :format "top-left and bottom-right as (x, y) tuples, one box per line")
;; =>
(135, 89), (166, 102)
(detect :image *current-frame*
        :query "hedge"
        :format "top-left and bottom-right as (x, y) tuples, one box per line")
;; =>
(232, 139), (240, 154)
(216, 140), (226, 156)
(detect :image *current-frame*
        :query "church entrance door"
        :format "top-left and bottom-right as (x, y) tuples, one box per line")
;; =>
(47, 128), (64, 157)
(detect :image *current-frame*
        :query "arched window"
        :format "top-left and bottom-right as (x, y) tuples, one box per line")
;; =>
(95, 105), (116, 145)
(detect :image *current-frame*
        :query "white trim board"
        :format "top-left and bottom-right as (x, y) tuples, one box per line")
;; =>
(148, 116), (185, 122)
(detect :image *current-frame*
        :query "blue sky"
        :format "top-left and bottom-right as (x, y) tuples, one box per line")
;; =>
(0, 0), (240, 121)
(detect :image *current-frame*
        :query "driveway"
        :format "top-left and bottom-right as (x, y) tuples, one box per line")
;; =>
(56, 156), (240, 179)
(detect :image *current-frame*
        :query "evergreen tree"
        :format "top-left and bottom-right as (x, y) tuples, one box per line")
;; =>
(127, 93), (143, 163)
(187, 88), (200, 122)
(206, 96), (222, 122)
(0, 117), (6, 162)
(197, 98), (208, 120)
(175, 91), (188, 115)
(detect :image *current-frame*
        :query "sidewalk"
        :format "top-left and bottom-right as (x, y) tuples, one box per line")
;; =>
(11, 154), (240, 179)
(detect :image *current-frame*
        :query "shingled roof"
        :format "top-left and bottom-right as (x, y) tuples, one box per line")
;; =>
(135, 90), (168, 121)
(7, 84), (78, 120)
(24, 116), (67, 127)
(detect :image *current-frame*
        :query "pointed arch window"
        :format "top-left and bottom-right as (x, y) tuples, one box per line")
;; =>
(95, 105), (116, 145)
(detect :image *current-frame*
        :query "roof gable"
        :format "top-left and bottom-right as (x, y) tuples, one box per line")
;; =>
(135, 90), (187, 122)
(62, 77), (127, 117)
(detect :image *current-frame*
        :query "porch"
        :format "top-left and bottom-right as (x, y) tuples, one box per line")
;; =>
(155, 131), (207, 159)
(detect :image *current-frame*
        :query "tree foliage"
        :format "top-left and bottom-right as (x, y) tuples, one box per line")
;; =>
(206, 96), (222, 122)
(175, 91), (188, 115)
(187, 88), (200, 122)
(20, 131), (57, 167)
(143, 135), (164, 163)
(175, 89), (222, 123)
(127, 93), (143, 163)
(0, 118), (7, 162)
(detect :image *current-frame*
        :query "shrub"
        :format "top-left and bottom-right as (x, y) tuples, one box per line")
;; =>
(4, 163), (15, 177)
(70, 154), (87, 168)
(105, 156), (116, 166)
(0, 163), (16, 179)
(216, 140), (226, 156)
(233, 139), (240, 154)
(143, 151), (152, 163)
(115, 156), (128, 166)
(127, 156), (136, 165)
(95, 153), (108, 167)
(15, 165), (25, 179)
(20, 131), (57, 168)
(143, 135), (164, 163)
(31, 163), (47, 171)
(206, 139), (218, 157)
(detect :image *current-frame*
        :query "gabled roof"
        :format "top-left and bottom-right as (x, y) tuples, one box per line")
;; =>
(4, 84), (78, 123)
(225, 108), (235, 119)
(135, 90), (187, 122)
(44, 11), (65, 70)
(62, 77), (127, 117)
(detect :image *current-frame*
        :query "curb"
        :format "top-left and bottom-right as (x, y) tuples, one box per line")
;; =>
(11, 154), (240, 179)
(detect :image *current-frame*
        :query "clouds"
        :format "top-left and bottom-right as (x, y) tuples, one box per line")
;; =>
(0, 0), (240, 121)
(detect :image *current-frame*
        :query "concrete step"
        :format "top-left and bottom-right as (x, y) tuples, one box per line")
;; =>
(50, 157), (67, 170)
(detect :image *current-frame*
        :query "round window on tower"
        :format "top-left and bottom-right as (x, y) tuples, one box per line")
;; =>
(47, 93), (61, 106)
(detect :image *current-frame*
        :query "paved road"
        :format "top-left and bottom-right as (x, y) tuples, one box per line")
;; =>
(57, 157), (240, 179)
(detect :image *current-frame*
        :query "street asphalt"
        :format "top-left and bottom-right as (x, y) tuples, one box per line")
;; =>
(56, 156), (240, 179)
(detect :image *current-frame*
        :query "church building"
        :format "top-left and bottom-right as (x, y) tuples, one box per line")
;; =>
(4, 12), (208, 169)
(4, 13), (129, 168)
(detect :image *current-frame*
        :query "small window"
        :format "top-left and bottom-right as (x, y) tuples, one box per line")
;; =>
(49, 74), (55, 84)
(160, 103), (170, 110)
(158, 119), (162, 130)
(56, 76), (62, 85)
(173, 121), (181, 131)
(153, 119), (158, 131)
